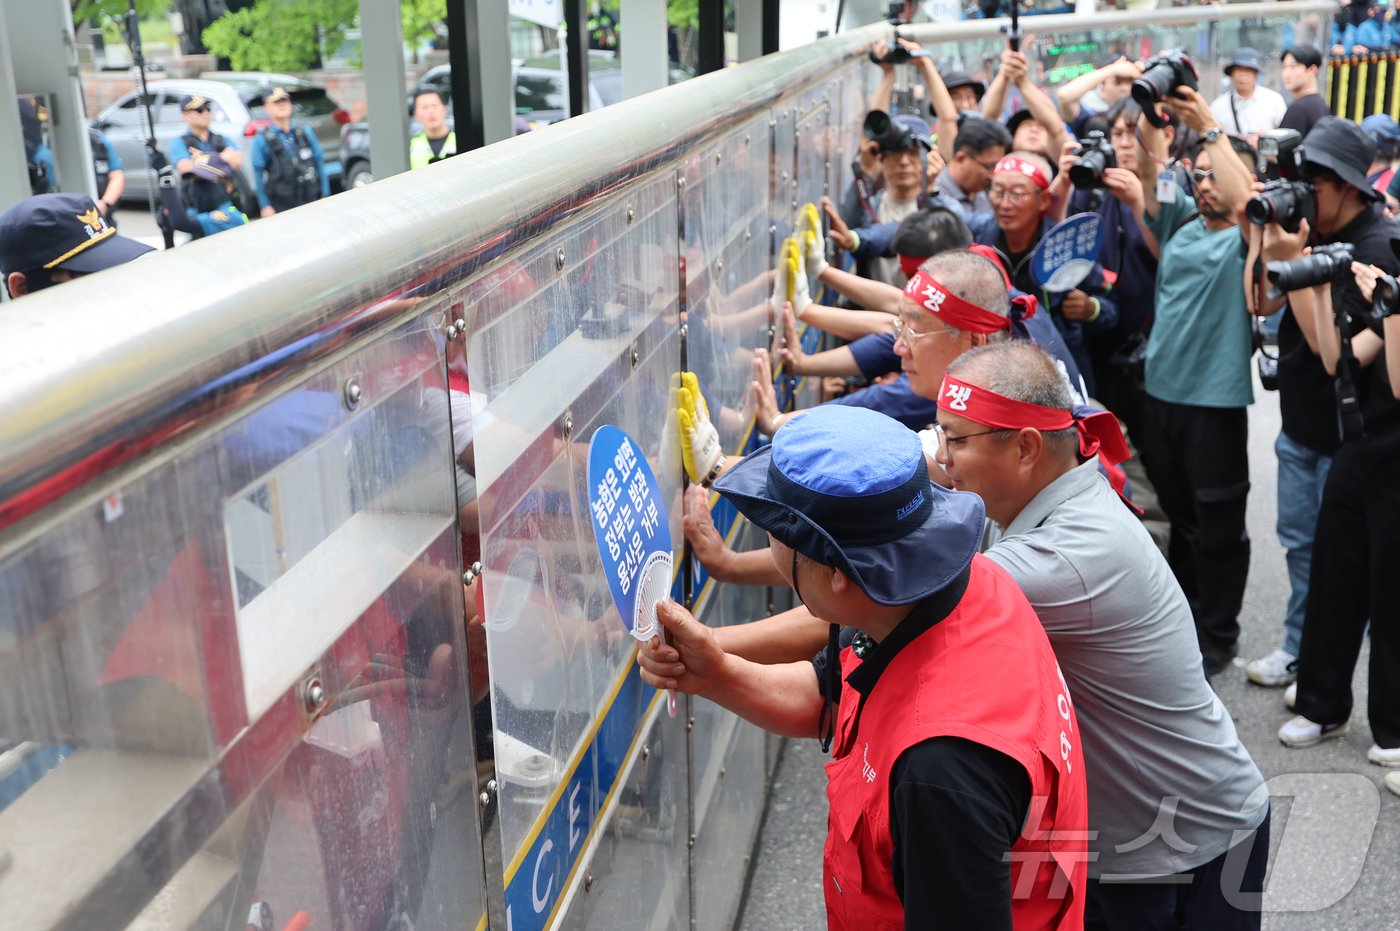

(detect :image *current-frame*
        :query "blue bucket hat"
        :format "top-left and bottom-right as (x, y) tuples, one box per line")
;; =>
(712, 405), (984, 606)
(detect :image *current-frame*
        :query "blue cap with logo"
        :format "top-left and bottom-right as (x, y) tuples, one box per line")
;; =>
(190, 151), (234, 182)
(0, 192), (153, 275)
(179, 94), (210, 112)
(712, 405), (984, 606)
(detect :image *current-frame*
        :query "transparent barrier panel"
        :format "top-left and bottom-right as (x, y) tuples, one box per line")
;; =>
(469, 171), (688, 931)
(0, 305), (488, 930)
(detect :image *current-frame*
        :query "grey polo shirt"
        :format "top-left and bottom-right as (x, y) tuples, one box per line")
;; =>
(984, 460), (1267, 879)
(934, 169), (993, 218)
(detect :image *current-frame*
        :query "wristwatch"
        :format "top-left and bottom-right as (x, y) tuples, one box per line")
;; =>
(1203, 127), (1224, 145)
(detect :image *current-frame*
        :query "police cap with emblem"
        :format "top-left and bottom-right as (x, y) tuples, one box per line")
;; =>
(265, 86), (292, 104)
(712, 405), (984, 605)
(179, 94), (210, 112)
(0, 192), (153, 275)
(190, 151), (234, 182)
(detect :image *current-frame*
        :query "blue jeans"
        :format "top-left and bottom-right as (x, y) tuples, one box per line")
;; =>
(1275, 430), (1332, 657)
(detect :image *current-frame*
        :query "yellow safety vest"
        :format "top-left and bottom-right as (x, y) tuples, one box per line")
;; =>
(409, 131), (457, 170)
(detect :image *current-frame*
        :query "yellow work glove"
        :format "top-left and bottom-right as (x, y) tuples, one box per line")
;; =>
(677, 372), (724, 486)
(771, 237), (813, 319)
(798, 202), (829, 277)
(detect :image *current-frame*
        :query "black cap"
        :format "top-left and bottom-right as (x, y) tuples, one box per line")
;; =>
(1006, 109), (1036, 137)
(1300, 116), (1383, 200)
(940, 68), (986, 101)
(0, 193), (153, 275)
(1225, 48), (1264, 75)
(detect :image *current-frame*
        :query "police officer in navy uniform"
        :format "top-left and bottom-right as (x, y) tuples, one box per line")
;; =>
(0, 192), (152, 298)
(89, 125), (125, 227)
(250, 86), (328, 218)
(154, 151), (249, 239)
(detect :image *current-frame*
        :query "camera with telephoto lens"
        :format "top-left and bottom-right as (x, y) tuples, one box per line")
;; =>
(1246, 179), (1314, 233)
(1257, 128), (1303, 181)
(1372, 273), (1400, 321)
(1264, 242), (1354, 298)
(1131, 49), (1199, 127)
(864, 109), (920, 154)
(868, 37), (927, 65)
(1069, 130), (1117, 189)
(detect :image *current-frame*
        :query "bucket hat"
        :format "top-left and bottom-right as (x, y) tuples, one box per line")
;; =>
(1224, 48), (1264, 74)
(1300, 116), (1382, 200)
(712, 405), (984, 606)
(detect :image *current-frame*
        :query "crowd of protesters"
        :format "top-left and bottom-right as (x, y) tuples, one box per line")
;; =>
(641, 33), (1400, 931)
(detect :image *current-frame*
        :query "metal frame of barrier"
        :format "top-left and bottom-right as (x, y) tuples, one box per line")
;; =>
(0, 4), (1331, 930)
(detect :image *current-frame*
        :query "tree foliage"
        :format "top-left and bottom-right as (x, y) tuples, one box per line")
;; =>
(71, 0), (167, 25)
(202, 0), (356, 71)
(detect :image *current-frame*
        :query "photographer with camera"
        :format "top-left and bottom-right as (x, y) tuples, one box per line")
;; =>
(979, 49), (1070, 164)
(1048, 98), (1180, 441)
(964, 151), (1119, 395)
(1272, 259), (1400, 767)
(1112, 57), (1258, 676)
(1246, 117), (1400, 695)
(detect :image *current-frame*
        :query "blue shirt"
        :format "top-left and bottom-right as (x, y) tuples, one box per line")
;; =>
(828, 374), (939, 430)
(191, 200), (249, 237)
(1143, 186), (1253, 409)
(250, 122), (329, 208)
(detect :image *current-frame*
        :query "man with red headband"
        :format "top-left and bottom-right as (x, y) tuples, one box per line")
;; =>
(966, 151), (1119, 396)
(933, 341), (1269, 930)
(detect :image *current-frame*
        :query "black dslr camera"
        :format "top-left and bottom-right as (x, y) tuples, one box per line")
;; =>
(1069, 130), (1116, 189)
(1258, 128), (1304, 181)
(1247, 179), (1314, 234)
(864, 109), (923, 153)
(868, 38), (927, 65)
(1264, 242), (1354, 298)
(1131, 49), (1199, 127)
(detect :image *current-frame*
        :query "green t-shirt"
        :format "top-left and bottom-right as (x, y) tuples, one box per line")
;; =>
(1143, 187), (1254, 409)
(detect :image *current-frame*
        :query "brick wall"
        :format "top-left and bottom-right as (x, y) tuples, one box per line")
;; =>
(81, 58), (443, 122)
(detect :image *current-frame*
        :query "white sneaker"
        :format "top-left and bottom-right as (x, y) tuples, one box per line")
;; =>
(1284, 682), (1297, 711)
(1279, 715), (1350, 748)
(1386, 771), (1400, 798)
(1245, 649), (1297, 687)
(1368, 744), (1400, 767)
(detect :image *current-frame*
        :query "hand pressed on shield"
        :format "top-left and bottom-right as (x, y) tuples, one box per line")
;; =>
(770, 237), (814, 318)
(683, 484), (740, 580)
(822, 196), (857, 251)
(751, 347), (785, 436)
(798, 202), (829, 277)
(638, 600), (727, 695)
(677, 372), (724, 485)
(777, 303), (806, 375)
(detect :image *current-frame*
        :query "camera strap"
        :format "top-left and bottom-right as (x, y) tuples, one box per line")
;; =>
(1229, 93), (1243, 134)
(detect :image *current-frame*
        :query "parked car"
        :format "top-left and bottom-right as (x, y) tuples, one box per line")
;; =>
(92, 75), (351, 202)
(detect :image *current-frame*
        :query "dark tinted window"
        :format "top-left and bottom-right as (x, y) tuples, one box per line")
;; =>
(104, 93), (166, 128)
(516, 75), (566, 112)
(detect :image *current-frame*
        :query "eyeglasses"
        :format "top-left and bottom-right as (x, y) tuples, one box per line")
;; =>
(988, 185), (1038, 204)
(973, 156), (1001, 172)
(1191, 168), (1214, 183)
(892, 317), (960, 346)
(929, 422), (1011, 455)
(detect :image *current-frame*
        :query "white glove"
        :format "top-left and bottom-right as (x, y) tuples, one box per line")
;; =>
(677, 372), (724, 485)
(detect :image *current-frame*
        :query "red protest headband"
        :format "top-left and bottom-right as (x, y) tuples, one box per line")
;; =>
(994, 156), (1050, 190)
(937, 373), (1137, 507)
(898, 253), (925, 279)
(904, 269), (1012, 334)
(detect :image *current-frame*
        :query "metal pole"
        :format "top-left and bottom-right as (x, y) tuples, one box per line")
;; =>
(698, 0), (725, 74)
(446, 0), (512, 151)
(565, 0), (588, 117)
(359, 0), (410, 178)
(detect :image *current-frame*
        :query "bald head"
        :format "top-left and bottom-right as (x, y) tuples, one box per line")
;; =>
(947, 342), (1078, 455)
(917, 250), (1010, 337)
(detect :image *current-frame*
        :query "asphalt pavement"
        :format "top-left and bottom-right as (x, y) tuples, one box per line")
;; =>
(738, 379), (1400, 930)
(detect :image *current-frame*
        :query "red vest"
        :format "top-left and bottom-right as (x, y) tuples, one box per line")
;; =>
(822, 555), (1088, 930)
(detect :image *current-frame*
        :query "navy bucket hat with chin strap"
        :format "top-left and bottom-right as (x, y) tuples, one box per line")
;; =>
(712, 405), (984, 606)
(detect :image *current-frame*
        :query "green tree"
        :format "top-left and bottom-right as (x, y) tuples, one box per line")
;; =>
(202, 0), (357, 71)
(71, 0), (167, 25)
(401, 0), (446, 58)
